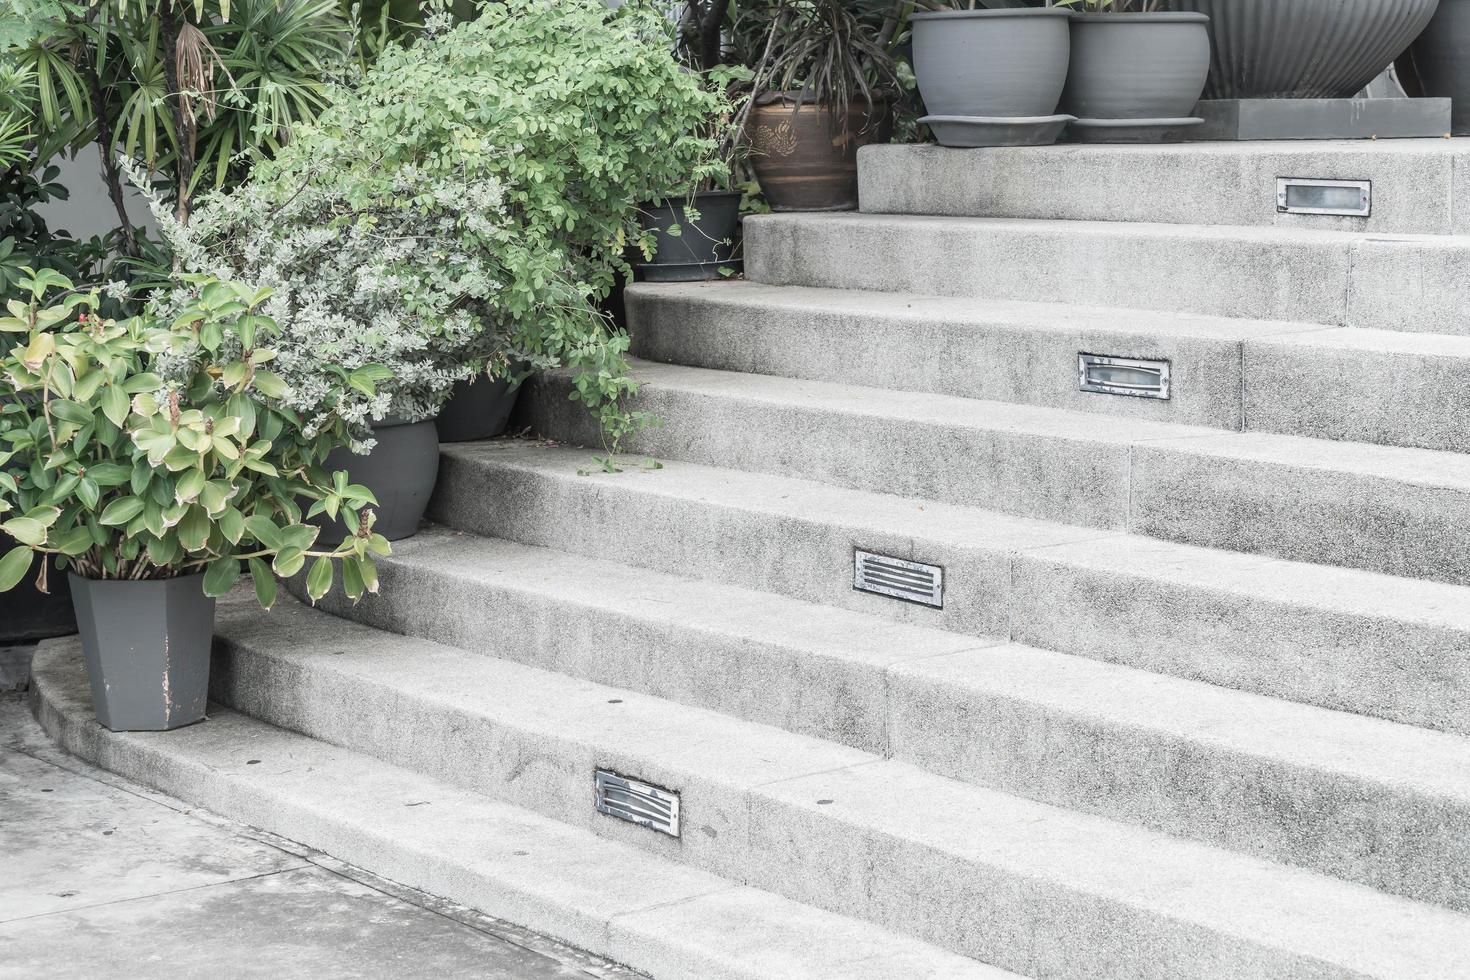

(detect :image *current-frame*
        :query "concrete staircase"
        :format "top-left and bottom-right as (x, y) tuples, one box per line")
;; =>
(32, 139), (1470, 978)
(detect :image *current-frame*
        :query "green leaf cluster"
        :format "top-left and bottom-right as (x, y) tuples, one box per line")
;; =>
(0, 267), (389, 606)
(170, 0), (730, 441)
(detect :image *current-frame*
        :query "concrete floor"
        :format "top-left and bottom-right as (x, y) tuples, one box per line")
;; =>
(0, 692), (641, 980)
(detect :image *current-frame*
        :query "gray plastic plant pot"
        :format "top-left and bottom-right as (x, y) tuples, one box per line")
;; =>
(1399, 0), (1470, 135)
(317, 417), (440, 545)
(436, 372), (526, 443)
(70, 573), (217, 732)
(910, 7), (1072, 135)
(636, 191), (743, 282)
(1061, 12), (1211, 123)
(0, 540), (75, 642)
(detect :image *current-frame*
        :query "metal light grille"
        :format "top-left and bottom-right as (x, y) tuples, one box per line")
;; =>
(1277, 177), (1371, 217)
(1078, 354), (1171, 400)
(594, 770), (680, 837)
(854, 550), (944, 608)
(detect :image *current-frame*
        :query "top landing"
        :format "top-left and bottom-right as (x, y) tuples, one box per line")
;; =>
(859, 139), (1470, 236)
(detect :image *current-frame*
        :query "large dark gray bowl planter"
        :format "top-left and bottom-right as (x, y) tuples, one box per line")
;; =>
(70, 573), (215, 732)
(1061, 12), (1211, 138)
(0, 540), (75, 642)
(1167, 0), (1440, 100)
(635, 191), (742, 281)
(1399, 0), (1470, 134)
(317, 417), (439, 545)
(436, 373), (525, 443)
(910, 7), (1073, 147)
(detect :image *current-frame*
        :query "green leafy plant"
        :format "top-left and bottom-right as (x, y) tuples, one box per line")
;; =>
(0, 267), (390, 607)
(166, 0), (725, 444)
(1053, 0), (1162, 11)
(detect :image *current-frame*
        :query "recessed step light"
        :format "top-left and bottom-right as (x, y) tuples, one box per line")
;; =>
(1277, 177), (1371, 217)
(854, 550), (944, 609)
(594, 769), (680, 837)
(1078, 354), (1171, 400)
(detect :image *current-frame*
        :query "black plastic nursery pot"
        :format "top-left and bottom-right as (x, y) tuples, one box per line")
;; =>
(70, 573), (216, 732)
(910, 7), (1074, 147)
(0, 537), (75, 642)
(635, 190), (743, 282)
(1061, 12), (1211, 142)
(316, 416), (440, 545)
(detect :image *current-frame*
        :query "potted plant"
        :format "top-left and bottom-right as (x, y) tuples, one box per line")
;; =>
(734, 0), (902, 211)
(909, 0), (1075, 147)
(169, 0), (721, 458)
(634, 7), (746, 283)
(1055, 0), (1210, 141)
(0, 270), (387, 732)
(1167, 0), (1438, 101)
(1398, 0), (1470, 135)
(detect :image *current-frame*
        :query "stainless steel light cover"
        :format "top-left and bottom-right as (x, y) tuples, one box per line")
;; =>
(1078, 354), (1171, 400)
(1277, 177), (1372, 217)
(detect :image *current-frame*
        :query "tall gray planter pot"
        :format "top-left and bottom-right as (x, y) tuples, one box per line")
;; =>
(316, 417), (439, 545)
(70, 574), (216, 732)
(635, 191), (742, 280)
(1399, 0), (1470, 133)
(1062, 12), (1211, 141)
(0, 539), (74, 642)
(1167, 0), (1440, 99)
(910, 7), (1074, 147)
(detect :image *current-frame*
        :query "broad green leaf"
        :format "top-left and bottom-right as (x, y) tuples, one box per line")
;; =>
(1, 517), (45, 546)
(0, 547), (33, 592)
(203, 557), (242, 597)
(305, 556), (333, 602)
(100, 386), (129, 427)
(99, 497), (145, 526)
(249, 558), (278, 609)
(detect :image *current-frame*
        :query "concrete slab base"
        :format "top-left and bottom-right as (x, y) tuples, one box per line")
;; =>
(1187, 98), (1452, 141)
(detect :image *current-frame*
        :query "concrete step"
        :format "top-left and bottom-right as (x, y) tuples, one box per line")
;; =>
(626, 280), (1470, 453)
(118, 594), (1470, 980)
(432, 441), (1470, 735)
(859, 141), (1470, 235)
(311, 526), (1470, 910)
(524, 358), (1470, 587)
(30, 638), (1005, 980)
(743, 211), (1470, 334)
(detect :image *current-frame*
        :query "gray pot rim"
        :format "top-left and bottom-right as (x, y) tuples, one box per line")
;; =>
(67, 570), (206, 587)
(372, 414), (438, 429)
(911, 7), (1071, 21)
(649, 189), (744, 206)
(1069, 11), (1209, 24)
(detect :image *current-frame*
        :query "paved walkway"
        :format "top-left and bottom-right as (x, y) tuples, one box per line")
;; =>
(0, 691), (640, 979)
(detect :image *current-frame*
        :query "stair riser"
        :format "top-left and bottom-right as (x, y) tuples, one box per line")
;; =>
(207, 639), (1377, 980)
(744, 215), (1470, 335)
(524, 380), (1134, 531)
(526, 376), (1470, 588)
(1131, 448), (1470, 585)
(433, 452), (1470, 735)
(1244, 338), (1470, 453)
(629, 287), (1470, 453)
(858, 144), (1466, 235)
(311, 557), (898, 755)
(627, 288), (1249, 431)
(311, 553), (1470, 911)
(888, 664), (1470, 912)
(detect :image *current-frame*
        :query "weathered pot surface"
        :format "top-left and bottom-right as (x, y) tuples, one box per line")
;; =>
(436, 372), (527, 443)
(1166, 0), (1440, 100)
(1061, 12), (1211, 122)
(70, 573), (216, 732)
(748, 98), (891, 212)
(910, 7), (1073, 120)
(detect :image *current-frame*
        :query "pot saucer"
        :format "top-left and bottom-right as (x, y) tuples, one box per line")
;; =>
(919, 114), (1076, 148)
(1066, 116), (1203, 143)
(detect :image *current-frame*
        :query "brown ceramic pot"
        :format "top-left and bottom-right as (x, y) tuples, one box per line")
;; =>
(746, 96), (891, 212)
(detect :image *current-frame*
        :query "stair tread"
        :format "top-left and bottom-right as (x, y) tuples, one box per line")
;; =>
(385, 527), (1470, 800)
(31, 640), (1008, 980)
(206, 593), (1470, 976)
(618, 356), (1470, 489)
(447, 440), (1470, 634)
(626, 279), (1327, 342)
(749, 209), (1462, 246)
